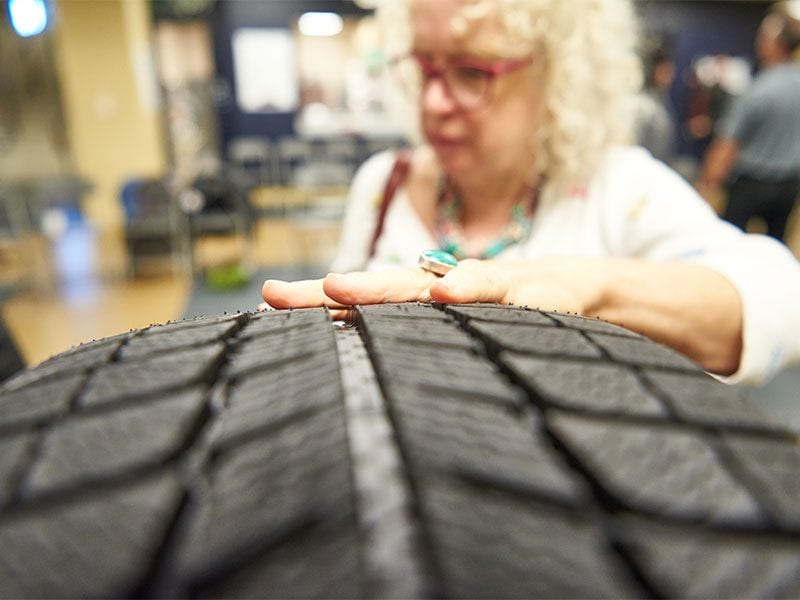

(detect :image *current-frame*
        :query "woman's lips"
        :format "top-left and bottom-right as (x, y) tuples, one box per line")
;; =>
(430, 136), (466, 149)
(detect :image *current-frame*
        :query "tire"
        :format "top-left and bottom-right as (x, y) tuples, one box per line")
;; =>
(0, 303), (798, 598)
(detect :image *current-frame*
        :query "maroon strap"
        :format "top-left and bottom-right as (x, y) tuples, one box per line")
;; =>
(367, 149), (412, 259)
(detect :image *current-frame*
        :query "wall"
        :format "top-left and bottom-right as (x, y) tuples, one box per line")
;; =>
(52, 0), (167, 228)
(209, 0), (769, 161)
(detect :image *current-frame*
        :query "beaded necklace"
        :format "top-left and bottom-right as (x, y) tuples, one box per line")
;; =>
(435, 177), (539, 260)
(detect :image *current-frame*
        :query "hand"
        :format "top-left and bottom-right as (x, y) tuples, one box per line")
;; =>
(262, 257), (744, 376)
(261, 257), (608, 317)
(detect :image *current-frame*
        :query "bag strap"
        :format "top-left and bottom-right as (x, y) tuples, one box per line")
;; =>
(368, 149), (412, 259)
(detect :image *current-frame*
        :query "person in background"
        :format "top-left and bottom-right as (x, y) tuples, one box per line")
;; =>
(698, 4), (800, 241)
(263, 0), (800, 385)
(635, 38), (678, 165)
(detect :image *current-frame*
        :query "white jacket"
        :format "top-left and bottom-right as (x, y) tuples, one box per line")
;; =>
(332, 147), (800, 385)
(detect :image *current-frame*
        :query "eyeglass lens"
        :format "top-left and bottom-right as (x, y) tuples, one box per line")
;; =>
(392, 56), (490, 109)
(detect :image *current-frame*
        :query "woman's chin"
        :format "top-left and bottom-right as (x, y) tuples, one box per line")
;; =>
(431, 146), (476, 175)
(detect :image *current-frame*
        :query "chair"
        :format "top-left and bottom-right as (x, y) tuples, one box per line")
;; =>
(182, 173), (256, 273)
(287, 162), (350, 267)
(364, 135), (407, 161)
(277, 137), (312, 185)
(322, 138), (360, 170)
(227, 136), (277, 186)
(121, 178), (188, 276)
(291, 161), (354, 188)
(0, 184), (34, 293)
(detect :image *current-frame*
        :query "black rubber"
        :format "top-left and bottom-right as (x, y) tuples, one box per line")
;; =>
(0, 303), (798, 598)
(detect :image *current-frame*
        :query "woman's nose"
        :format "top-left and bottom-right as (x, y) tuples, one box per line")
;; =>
(421, 77), (458, 114)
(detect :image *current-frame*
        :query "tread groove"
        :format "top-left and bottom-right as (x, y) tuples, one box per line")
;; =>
(354, 308), (452, 597)
(334, 325), (431, 598)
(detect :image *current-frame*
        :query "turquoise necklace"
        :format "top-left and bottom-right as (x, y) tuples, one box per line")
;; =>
(435, 178), (539, 260)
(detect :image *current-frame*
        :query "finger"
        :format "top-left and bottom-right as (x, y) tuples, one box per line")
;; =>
(328, 308), (351, 321)
(322, 268), (439, 305)
(261, 278), (348, 309)
(429, 262), (512, 304)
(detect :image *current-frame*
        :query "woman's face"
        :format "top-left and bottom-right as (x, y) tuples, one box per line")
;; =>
(410, 0), (544, 179)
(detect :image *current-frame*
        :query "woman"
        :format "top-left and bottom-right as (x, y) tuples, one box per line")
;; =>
(263, 0), (800, 385)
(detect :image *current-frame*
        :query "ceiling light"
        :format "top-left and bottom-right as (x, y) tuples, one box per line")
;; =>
(8, 0), (48, 37)
(298, 12), (343, 37)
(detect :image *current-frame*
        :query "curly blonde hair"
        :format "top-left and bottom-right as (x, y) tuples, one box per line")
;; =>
(374, 0), (643, 187)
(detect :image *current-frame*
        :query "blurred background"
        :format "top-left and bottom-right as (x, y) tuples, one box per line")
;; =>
(0, 0), (798, 383)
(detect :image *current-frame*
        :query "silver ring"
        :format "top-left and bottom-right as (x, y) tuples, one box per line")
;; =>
(418, 250), (458, 276)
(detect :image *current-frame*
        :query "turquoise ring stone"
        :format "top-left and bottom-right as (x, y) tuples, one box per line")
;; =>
(418, 249), (458, 276)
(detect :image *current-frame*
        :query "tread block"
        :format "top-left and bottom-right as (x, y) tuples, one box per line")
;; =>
(390, 390), (585, 505)
(618, 518), (800, 598)
(239, 309), (331, 339)
(81, 343), (224, 406)
(587, 333), (702, 371)
(0, 432), (34, 505)
(146, 314), (242, 335)
(500, 352), (667, 417)
(444, 304), (556, 326)
(26, 388), (206, 495)
(185, 407), (354, 581)
(40, 338), (123, 369)
(121, 321), (239, 359)
(229, 324), (336, 378)
(418, 478), (640, 598)
(357, 302), (452, 320)
(361, 315), (478, 349)
(722, 433), (800, 531)
(547, 313), (642, 338)
(548, 412), (765, 525)
(469, 320), (603, 359)
(366, 337), (526, 411)
(58, 332), (130, 354)
(0, 372), (85, 428)
(2, 340), (121, 392)
(212, 353), (341, 447)
(192, 519), (361, 599)
(644, 370), (784, 432)
(0, 472), (182, 598)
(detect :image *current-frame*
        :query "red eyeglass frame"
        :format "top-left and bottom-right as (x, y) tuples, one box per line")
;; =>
(392, 51), (535, 109)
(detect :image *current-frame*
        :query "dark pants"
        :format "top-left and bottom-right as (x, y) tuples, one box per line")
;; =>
(724, 174), (800, 241)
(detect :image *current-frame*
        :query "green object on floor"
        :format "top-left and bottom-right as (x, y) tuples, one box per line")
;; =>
(205, 263), (252, 290)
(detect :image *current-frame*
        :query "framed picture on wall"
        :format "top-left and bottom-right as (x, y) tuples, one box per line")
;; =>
(231, 28), (299, 113)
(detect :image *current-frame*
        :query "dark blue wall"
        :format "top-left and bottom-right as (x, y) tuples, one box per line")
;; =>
(211, 0), (369, 151)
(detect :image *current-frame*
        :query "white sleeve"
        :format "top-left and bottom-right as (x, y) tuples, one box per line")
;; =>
(330, 151), (397, 274)
(604, 149), (800, 385)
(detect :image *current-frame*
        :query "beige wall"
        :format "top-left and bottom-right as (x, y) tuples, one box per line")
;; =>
(53, 0), (167, 227)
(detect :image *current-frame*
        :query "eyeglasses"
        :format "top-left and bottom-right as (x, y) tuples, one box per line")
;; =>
(389, 52), (534, 111)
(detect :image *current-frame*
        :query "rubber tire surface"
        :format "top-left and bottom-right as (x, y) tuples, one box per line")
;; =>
(0, 302), (798, 598)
